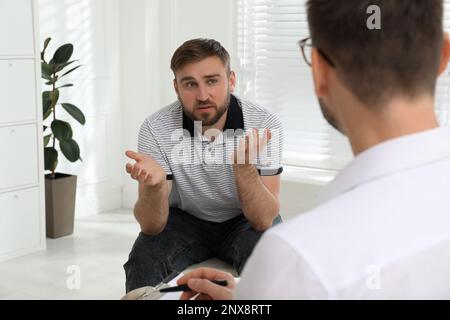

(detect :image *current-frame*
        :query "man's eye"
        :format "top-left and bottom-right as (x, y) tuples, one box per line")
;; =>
(186, 82), (197, 88)
(207, 79), (218, 85)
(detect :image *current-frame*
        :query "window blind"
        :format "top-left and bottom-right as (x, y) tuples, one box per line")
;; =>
(236, 0), (450, 171)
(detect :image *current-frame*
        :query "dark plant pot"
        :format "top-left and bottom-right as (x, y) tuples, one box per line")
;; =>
(45, 173), (77, 239)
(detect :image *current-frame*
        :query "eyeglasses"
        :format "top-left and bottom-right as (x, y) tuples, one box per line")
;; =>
(298, 37), (335, 67)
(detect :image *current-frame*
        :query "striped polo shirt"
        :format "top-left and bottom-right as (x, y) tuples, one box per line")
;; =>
(137, 94), (283, 222)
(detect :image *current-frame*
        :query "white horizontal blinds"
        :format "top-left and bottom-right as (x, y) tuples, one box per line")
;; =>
(436, 0), (450, 126)
(236, 0), (353, 171)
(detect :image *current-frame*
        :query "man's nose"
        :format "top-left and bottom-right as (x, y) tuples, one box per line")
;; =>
(196, 84), (209, 102)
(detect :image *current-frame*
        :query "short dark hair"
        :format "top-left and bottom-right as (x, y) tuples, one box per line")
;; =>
(307, 0), (444, 107)
(170, 38), (231, 76)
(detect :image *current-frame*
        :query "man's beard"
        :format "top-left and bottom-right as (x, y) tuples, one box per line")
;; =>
(181, 91), (231, 127)
(318, 98), (343, 134)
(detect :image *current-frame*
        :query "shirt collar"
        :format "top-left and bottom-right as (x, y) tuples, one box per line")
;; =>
(182, 94), (244, 140)
(318, 126), (450, 204)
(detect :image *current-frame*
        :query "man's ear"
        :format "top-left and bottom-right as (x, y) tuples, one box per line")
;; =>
(438, 32), (450, 76)
(173, 78), (179, 96)
(311, 48), (329, 98)
(229, 70), (236, 93)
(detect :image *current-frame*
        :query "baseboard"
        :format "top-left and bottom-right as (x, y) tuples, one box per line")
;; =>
(0, 243), (46, 263)
(280, 179), (324, 220)
(122, 183), (137, 209)
(75, 184), (123, 218)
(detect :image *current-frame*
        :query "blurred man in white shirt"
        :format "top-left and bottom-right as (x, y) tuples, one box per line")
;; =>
(176, 0), (450, 299)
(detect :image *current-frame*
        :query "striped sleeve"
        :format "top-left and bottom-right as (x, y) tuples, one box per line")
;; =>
(256, 112), (284, 176)
(137, 119), (173, 176)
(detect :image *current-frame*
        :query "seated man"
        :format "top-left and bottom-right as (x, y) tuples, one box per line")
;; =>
(177, 0), (450, 299)
(123, 39), (284, 293)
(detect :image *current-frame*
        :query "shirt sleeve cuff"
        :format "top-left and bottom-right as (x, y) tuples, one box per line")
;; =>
(257, 167), (283, 176)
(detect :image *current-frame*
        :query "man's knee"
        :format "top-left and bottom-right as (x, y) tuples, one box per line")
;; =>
(124, 233), (173, 292)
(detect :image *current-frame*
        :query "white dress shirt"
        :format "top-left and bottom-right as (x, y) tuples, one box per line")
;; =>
(235, 126), (450, 299)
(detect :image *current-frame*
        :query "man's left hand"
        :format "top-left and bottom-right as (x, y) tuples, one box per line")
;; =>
(232, 128), (272, 165)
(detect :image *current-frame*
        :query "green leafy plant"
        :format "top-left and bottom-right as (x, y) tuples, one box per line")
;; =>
(41, 38), (85, 179)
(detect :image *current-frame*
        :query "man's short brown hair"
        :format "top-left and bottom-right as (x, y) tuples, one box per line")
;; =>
(171, 38), (231, 77)
(307, 0), (444, 107)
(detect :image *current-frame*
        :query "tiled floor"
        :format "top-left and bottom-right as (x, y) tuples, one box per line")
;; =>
(0, 209), (140, 300)
(0, 209), (236, 300)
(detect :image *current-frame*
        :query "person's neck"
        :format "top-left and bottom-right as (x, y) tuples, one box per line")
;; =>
(343, 95), (439, 156)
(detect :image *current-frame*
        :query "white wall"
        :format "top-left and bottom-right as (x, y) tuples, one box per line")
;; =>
(38, 0), (123, 217)
(119, 0), (162, 208)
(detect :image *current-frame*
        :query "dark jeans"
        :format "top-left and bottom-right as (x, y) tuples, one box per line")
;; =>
(124, 207), (282, 293)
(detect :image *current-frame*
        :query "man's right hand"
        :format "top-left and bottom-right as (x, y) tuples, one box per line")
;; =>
(125, 150), (166, 187)
(177, 268), (236, 300)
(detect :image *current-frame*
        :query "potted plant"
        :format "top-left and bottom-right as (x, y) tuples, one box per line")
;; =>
(41, 38), (85, 239)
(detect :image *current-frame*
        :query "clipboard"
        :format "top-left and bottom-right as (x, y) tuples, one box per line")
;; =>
(121, 270), (183, 300)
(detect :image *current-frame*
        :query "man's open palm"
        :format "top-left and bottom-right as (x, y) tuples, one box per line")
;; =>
(125, 151), (165, 186)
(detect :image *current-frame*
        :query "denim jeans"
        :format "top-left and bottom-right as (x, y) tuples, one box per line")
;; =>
(124, 207), (282, 293)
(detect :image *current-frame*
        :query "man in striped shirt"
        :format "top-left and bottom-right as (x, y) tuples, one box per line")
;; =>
(123, 39), (284, 292)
